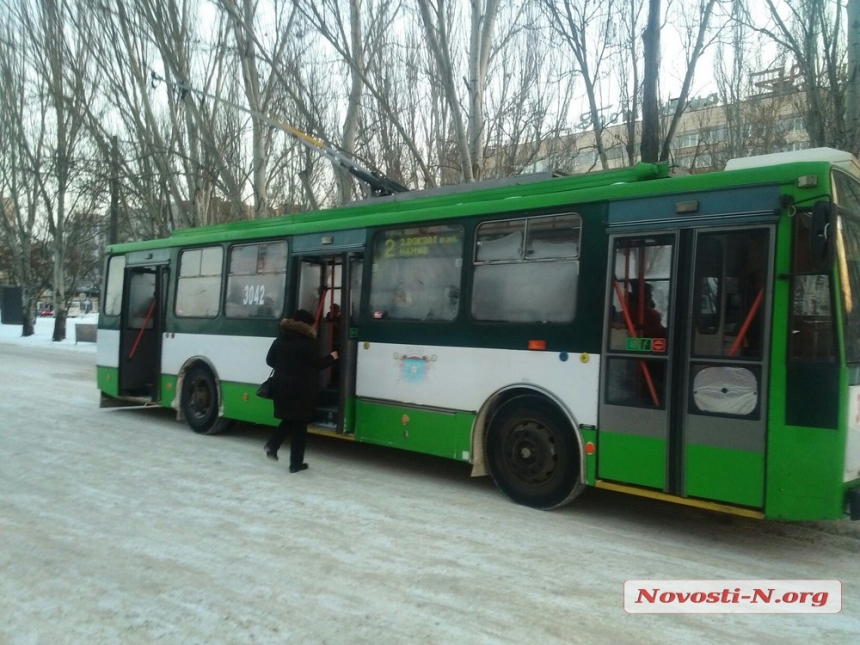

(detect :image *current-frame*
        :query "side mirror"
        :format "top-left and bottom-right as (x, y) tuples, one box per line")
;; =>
(810, 201), (833, 267)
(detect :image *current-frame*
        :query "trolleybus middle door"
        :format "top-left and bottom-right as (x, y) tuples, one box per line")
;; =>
(599, 227), (773, 508)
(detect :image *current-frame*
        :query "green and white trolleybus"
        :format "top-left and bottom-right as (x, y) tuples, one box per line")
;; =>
(97, 148), (860, 520)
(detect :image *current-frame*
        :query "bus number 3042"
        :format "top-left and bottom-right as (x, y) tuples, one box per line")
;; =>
(243, 284), (266, 306)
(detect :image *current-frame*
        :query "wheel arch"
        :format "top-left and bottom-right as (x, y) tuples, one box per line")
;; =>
(470, 384), (586, 488)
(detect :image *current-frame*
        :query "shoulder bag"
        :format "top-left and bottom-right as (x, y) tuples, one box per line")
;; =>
(256, 369), (275, 399)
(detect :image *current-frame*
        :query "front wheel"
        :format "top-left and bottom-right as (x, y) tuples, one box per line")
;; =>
(181, 365), (223, 435)
(486, 396), (583, 510)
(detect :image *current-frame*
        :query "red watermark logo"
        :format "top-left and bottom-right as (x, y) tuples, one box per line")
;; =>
(623, 580), (841, 614)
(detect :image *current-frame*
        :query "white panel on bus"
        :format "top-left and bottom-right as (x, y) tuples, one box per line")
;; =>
(356, 342), (600, 427)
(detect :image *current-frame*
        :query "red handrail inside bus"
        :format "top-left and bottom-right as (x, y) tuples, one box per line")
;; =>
(613, 280), (660, 407)
(313, 293), (326, 329)
(128, 299), (157, 360)
(729, 288), (764, 357)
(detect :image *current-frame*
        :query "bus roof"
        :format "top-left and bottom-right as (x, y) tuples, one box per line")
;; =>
(725, 147), (860, 176)
(106, 152), (845, 254)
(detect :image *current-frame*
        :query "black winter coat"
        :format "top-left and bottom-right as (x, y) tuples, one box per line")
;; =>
(266, 318), (335, 421)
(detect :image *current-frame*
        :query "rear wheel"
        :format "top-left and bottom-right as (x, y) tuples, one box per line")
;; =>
(486, 396), (582, 510)
(181, 365), (224, 435)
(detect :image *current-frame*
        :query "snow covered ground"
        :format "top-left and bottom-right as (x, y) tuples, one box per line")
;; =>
(0, 313), (99, 352)
(2, 319), (860, 644)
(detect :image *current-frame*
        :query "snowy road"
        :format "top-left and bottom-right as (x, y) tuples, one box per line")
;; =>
(2, 337), (860, 644)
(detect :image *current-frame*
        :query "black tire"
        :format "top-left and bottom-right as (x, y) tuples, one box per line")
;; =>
(181, 365), (221, 435)
(486, 396), (582, 510)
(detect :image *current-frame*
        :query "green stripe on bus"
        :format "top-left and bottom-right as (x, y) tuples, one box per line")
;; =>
(355, 400), (473, 461)
(160, 374), (177, 408)
(685, 445), (763, 508)
(765, 424), (847, 521)
(220, 381), (279, 426)
(597, 432), (665, 489)
(96, 366), (119, 397)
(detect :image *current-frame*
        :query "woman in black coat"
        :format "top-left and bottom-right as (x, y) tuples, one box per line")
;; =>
(264, 309), (338, 472)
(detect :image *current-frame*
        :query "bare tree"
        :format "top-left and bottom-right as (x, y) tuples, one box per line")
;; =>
(139, 0), (247, 222)
(79, 0), (200, 231)
(0, 16), (46, 335)
(294, 0), (442, 198)
(218, 0), (296, 216)
(538, 0), (615, 170)
(750, 0), (852, 150)
(707, 0), (794, 168)
(658, 0), (721, 162)
(612, 0), (647, 167)
(294, 0), (372, 203)
(848, 0), (860, 148)
(79, 0), (244, 230)
(484, 5), (581, 176)
(16, 0), (97, 341)
(416, 0), (502, 183)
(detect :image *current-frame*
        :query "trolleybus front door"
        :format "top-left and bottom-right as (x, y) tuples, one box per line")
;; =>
(118, 265), (167, 400)
(294, 252), (362, 434)
(599, 227), (773, 508)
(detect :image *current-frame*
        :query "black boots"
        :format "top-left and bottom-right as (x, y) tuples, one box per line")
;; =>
(289, 463), (309, 473)
(264, 444), (278, 460)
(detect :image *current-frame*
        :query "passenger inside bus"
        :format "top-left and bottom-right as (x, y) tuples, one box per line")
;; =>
(628, 283), (666, 339)
(320, 303), (342, 385)
(611, 282), (666, 339)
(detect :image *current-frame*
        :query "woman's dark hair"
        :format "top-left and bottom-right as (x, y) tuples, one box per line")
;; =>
(292, 309), (315, 326)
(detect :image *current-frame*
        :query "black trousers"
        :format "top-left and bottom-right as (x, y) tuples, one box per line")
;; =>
(265, 419), (308, 468)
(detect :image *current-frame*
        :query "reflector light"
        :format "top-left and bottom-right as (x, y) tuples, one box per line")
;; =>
(528, 340), (546, 350)
(675, 200), (699, 214)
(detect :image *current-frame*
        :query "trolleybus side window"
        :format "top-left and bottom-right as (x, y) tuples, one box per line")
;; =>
(175, 246), (224, 318)
(691, 230), (769, 359)
(790, 202), (836, 361)
(605, 236), (673, 409)
(104, 255), (126, 316)
(472, 213), (581, 323)
(834, 171), (860, 363)
(369, 224), (464, 321)
(225, 241), (288, 319)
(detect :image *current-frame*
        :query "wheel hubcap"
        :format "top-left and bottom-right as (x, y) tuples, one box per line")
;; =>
(503, 420), (558, 486)
(189, 377), (211, 419)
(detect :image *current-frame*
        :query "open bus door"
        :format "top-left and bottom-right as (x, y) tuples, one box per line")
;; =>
(118, 264), (167, 400)
(598, 226), (774, 509)
(292, 234), (364, 434)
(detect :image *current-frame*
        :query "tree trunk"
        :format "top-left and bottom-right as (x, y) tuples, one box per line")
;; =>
(417, 0), (474, 182)
(338, 0), (364, 204)
(641, 0), (661, 163)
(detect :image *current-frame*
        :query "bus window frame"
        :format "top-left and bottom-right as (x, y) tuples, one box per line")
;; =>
(471, 212), (582, 324)
(174, 245), (224, 319)
(367, 222), (466, 323)
(103, 254), (126, 317)
(833, 169), (860, 364)
(223, 240), (288, 320)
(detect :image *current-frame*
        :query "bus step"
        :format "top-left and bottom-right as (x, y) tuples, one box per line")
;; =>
(316, 405), (338, 426)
